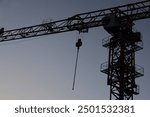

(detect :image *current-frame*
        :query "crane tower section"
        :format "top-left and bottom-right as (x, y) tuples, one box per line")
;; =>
(101, 14), (144, 100)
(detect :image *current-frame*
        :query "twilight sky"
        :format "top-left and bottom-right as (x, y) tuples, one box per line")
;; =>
(0, 0), (149, 100)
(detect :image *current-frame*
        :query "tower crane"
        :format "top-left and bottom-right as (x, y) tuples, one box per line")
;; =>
(0, 0), (149, 100)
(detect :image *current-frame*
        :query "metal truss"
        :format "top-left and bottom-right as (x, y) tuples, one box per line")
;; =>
(0, 0), (149, 42)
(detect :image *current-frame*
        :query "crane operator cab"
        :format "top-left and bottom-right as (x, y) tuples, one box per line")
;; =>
(102, 14), (121, 35)
(102, 14), (142, 43)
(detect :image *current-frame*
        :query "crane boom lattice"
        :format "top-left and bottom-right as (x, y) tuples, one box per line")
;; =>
(0, 0), (149, 42)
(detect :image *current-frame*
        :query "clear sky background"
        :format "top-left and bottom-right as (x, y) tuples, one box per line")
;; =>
(0, 0), (149, 100)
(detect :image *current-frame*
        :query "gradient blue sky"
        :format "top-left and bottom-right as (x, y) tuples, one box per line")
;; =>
(0, 0), (149, 99)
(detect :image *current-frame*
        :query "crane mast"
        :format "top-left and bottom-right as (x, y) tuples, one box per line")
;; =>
(0, 0), (149, 100)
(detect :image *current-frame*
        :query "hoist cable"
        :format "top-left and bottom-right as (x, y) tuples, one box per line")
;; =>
(72, 39), (82, 90)
(72, 48), (79, 90)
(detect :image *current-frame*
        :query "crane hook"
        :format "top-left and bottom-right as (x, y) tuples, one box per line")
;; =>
(75, 38), (82, 49)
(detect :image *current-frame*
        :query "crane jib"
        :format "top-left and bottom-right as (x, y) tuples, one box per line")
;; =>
(0, 0), (149, 42)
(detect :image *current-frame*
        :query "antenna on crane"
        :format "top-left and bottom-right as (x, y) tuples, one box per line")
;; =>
(72, 38), (82, 90)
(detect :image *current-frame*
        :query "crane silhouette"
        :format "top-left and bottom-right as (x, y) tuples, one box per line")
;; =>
(0, 0), (149, 100)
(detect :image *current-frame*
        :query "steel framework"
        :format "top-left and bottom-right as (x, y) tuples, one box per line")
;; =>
(0, 0), (149, 99)
(101, 26), (144, 100)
